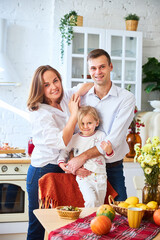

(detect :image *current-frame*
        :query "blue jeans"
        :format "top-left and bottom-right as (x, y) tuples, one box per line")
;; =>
(26, 164), (64, 240)
(106, 161), (127, 201)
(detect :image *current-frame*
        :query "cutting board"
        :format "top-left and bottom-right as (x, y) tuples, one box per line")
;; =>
(0, 149), (25, 154)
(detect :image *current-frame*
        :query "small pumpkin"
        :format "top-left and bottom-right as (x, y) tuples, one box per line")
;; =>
(96, 204), (115, 221)
(90, 215), (112, 235)
(153, 209), (160, 226)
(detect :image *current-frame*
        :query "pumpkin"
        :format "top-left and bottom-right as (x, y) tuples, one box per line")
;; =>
(96, 204), (115, 221)
(153, 209), (160, 226)
(90, 215), (112, 235)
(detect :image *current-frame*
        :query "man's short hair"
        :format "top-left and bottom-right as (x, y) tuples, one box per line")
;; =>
(87, 49), (111, 65)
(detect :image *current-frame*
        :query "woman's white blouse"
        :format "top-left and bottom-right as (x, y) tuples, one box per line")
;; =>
(29, 88), (78, 167)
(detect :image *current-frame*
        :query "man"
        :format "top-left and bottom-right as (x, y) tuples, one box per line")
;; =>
(67, 49), (135, 201)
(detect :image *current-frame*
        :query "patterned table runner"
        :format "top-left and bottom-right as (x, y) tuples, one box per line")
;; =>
(48, 212), (160, 240)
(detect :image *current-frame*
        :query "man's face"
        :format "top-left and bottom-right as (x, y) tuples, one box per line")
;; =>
(88, 55), (113, 86)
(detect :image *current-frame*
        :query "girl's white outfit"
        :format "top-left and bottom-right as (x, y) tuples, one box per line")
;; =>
(58, 130), (114, 207)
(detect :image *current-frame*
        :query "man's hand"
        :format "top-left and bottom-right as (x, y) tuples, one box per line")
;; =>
(75, 167), (92, 178)
(67, 155), (85, 175)
(67, 146), (101, 174)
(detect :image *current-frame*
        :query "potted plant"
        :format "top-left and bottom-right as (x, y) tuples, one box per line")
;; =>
(124, 13), (140, 31)
(59, 10), (83, 62)
(142, 57), (160, 111)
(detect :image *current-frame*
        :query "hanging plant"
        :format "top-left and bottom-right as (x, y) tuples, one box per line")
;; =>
(59, 10), (78, 63)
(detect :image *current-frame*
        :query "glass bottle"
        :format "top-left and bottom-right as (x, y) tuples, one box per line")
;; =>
(142, 182), (160, 205)
(28, 137), (35, 157)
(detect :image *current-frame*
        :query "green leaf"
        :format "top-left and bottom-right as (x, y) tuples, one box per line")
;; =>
(144, 84), (157, 93)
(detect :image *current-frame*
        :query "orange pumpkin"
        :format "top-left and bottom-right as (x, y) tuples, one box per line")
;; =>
(90, 215), (112, 235)
(153, 209), (160, 226)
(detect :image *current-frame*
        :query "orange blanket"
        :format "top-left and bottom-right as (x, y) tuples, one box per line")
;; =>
(39, 173), (118, 208)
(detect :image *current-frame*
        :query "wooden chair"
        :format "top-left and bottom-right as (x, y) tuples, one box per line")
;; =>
(133, 176), (145, 202)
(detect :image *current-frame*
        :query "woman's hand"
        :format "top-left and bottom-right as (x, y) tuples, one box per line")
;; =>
(68, 94), (80, 116)
(62, 94), (80, 146)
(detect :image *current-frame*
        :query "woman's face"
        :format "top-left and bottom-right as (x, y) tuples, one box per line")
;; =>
(43, 70), (62, 105)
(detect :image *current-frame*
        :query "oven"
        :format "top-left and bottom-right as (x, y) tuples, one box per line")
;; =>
(0, 161), (29, 222)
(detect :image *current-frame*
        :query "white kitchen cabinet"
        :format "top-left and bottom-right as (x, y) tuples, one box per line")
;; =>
(63, 27), (142, 110)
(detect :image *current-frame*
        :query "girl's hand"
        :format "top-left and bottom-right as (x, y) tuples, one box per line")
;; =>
(100, 140), (113, 155)
(68, 94), (80, 116)
(59, 163), (71, 173)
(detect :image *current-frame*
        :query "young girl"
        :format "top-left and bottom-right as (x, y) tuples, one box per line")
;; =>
(26, 65), (93, 240)
(58, 106), (114, 207)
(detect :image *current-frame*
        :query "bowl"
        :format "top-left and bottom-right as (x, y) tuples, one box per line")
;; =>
(56, 206), (82, 220)
(149, 100), (160, 112)
(108, 195), (156, 220)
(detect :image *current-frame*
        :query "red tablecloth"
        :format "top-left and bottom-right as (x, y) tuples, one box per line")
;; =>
(48, 212), (160, 240)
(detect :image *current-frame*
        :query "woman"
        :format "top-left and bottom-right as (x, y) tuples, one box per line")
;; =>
(26, 65), (92, 240)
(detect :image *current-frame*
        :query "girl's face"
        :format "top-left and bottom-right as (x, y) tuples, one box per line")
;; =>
(43, 70), (62, 105)
(79, 114), (99, 136)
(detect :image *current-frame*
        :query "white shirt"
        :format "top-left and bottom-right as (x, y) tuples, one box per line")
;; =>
(80, 83), (136, 163)
(58, 130), (108, 174)
(29, 87), (79, 167)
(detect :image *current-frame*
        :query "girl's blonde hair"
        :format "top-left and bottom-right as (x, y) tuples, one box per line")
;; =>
(27, 65), (63, 111)
(78, 106), (100, 129)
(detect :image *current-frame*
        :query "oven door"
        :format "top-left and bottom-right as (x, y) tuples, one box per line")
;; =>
(0, 175), (28, 222)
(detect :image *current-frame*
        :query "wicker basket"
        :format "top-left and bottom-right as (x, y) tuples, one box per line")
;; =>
(56, 206), (82, 220)
(77, 15), (83, 26)
(125, 20), (138, 31)
(108, 195), (156, 220)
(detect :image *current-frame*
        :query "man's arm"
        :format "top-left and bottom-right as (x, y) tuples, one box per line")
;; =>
(96, 93), (136, 154)
(67, 146), (101, 174)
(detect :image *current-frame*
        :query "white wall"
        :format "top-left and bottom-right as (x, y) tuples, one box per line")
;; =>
(0, 0), (160, 150)
(0, 0), (54, 149)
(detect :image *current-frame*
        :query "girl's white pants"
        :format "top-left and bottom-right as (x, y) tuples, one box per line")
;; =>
(76, 173), (107, 208)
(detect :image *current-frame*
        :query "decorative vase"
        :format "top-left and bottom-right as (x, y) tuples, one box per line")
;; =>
(125, 20), (138, 31)
(126, 133), (142, 158)
(142, 182), (160, 205)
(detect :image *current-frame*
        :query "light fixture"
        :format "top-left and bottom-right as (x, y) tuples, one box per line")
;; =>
(0, 18), (20, 86)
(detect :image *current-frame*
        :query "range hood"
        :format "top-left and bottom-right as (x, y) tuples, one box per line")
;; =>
(0, 18), (20, 86)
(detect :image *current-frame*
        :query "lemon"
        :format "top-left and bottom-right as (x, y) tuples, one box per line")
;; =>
(136, 203), (148, 210)
(146, 201), (158, 209)
(118, 202), (129, 208)
(125, 196), (139, 205)
(127, 204), (137, 208)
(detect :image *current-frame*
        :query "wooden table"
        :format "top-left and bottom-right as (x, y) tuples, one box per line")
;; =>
(34, 208), (96, 240)
(34, 208), (160, 240)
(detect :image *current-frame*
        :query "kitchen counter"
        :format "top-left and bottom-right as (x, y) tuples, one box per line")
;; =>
(123, 156), (134, 162)
(0, 157), (31, 164)
(0, 157), (132, 164)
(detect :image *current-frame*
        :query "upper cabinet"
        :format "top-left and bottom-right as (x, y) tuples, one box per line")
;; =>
(63, 27), (142, 110)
